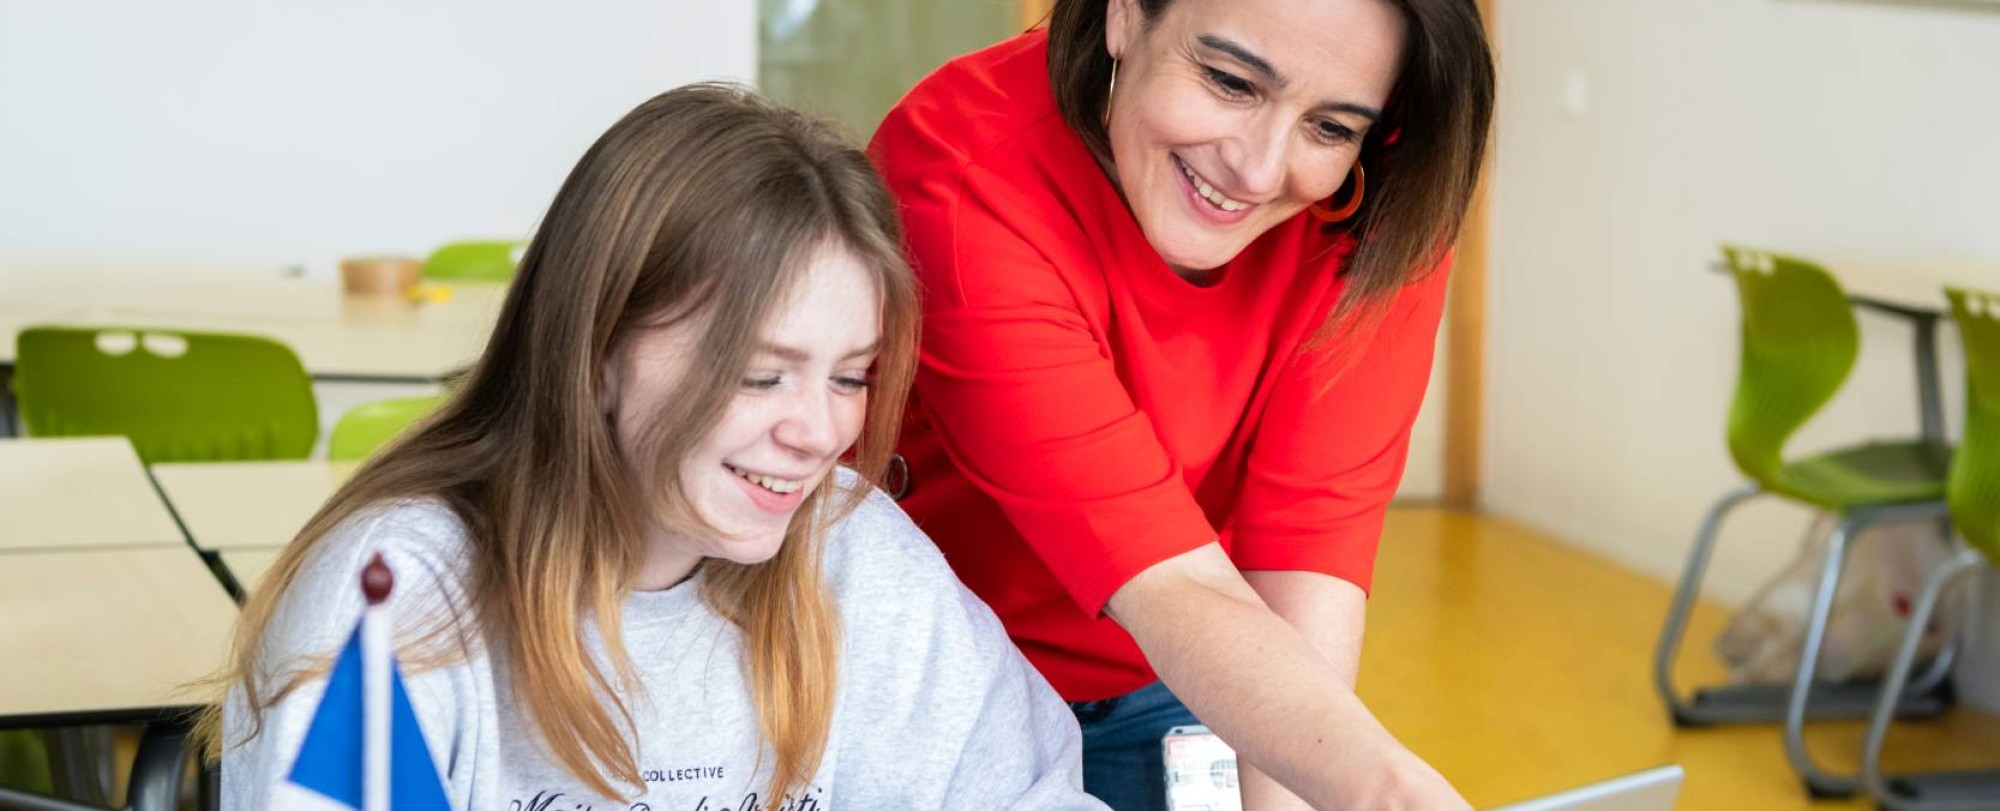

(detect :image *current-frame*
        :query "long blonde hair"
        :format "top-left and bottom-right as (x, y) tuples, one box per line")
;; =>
(197, 83), (919, 802)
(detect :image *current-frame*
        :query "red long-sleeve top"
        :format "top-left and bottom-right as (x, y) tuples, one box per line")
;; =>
(869, 30), (1450, 701)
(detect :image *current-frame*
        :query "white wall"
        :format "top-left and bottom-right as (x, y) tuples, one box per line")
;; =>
(1395, 319), (1449, 501)
(0, 1), (755, 446)
(1487, 0), (2000, 604)
(0, 1), (756, 269)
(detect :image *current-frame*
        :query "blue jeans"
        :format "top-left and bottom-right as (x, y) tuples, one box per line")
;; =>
(1070, 681), (1201, 811)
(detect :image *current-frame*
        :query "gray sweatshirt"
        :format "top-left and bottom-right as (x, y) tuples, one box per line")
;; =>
(222, 477), (1107, 810)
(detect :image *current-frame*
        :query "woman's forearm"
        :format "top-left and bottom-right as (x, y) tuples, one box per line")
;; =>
(1237, 570), (1370, 811)
(1107, 544), (1468, 810)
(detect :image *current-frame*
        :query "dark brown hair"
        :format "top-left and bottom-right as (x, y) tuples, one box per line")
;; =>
(1047, 0), (1494, 334)
(200, 83), (919, 802)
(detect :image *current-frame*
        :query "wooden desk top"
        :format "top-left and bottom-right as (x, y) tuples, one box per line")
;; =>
(1823, 256), (2000, 316)
(149, 460), (352, 551)
(0, 257), (507, 326)
(0, 258), (508, 381)
(220, 548), (283, 598)
(0, 437), (184, 553)
(0, 547), (238, 723)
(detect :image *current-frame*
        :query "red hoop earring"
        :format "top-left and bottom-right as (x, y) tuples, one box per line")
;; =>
(1308, 164), (1366, 223)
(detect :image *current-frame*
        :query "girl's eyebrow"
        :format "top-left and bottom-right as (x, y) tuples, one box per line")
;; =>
(757, 341), (880, 362)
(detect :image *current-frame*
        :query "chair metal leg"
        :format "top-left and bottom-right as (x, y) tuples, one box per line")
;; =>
(35, 731), (108, 807)
(1908, 636), (1960, 697)
(1773, 501), (1957, 798)
(1655, 489), (1948, 728)
(1864, 549), (1998, 811)
(199, 760), (219, 811)
(0, 788), (98, 811)
(121, 724), (186, 811)
(1783, 515), (1866, 798)
(0, 722), (190, 811)
(1907, 516), (1966, 697)
(1655, 483), (1761, 725)
(0, 365), (17, 438)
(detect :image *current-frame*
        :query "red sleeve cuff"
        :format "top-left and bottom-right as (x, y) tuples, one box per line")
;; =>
(1226, 514), (1386, 597)
(944, 453), (1218, 617)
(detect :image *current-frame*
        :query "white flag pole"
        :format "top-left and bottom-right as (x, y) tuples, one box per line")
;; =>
(361, 553), (395, 811)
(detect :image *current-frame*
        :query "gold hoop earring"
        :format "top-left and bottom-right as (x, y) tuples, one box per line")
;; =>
(1308, 163), (1366, 223)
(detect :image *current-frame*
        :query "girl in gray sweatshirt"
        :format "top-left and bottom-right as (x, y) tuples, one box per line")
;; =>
(206, 83), (1106, 811)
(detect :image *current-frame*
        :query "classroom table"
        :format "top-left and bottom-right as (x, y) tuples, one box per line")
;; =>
(0, 308), (501, 384)
(0, 437), (238, 811)
(0, 265), (508, 383)
(148, 459), (350, 595)
(0, 547), (237, 811)
(0, 258), (505, 328)
(1824, 257), (2000, 315)
(1825, 257), (2000, 446)
(0, 547), (237, 729)
(0, 257), (508, 435)
(218, 549), (284, 596)
(0, 437), (184, 553)
(148, 460), (351, 550)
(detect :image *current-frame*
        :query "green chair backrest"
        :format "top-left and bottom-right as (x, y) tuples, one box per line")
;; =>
(0, 731), (51, 794)
(421, 240), (524, 282)
(13, 326), (318, 463)
(1720, 245), (1861, 494)
(1946, 287), (2000, 563)
(328, 394), (443, 462)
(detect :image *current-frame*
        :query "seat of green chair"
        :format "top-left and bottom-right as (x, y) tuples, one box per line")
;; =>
(1771, 439), (1951, 510)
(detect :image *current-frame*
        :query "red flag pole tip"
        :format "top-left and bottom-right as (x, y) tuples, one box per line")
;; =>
(361, 552), (395, 605)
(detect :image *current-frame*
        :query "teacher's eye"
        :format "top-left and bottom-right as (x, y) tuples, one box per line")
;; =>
(1201, 66), (1255, 100)
(1311, 118), (1358, 145)
(740, 375), (782, 391)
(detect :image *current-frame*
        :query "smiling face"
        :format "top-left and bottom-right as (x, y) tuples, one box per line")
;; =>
(610, 242), (881, 585)
(1103, 0), (1407, 273)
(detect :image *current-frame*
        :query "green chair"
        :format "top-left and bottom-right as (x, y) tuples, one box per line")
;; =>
(421, 240), (525, 282)
(12, 326), (318, 463)
(0, 732), (51, 796)
(328, 394), (443, 462)
(1860, 287), (2000, 810)
(1652, 246), (1954, 797)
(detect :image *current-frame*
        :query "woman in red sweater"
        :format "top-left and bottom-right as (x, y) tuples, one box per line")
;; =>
(870, 0), (1493, 808)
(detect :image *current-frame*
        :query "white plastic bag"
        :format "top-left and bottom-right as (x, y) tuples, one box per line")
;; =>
(1714, 516), (1960, 684)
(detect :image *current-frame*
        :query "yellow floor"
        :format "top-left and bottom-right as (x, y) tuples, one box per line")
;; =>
(1361, 508), (2000, 810)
